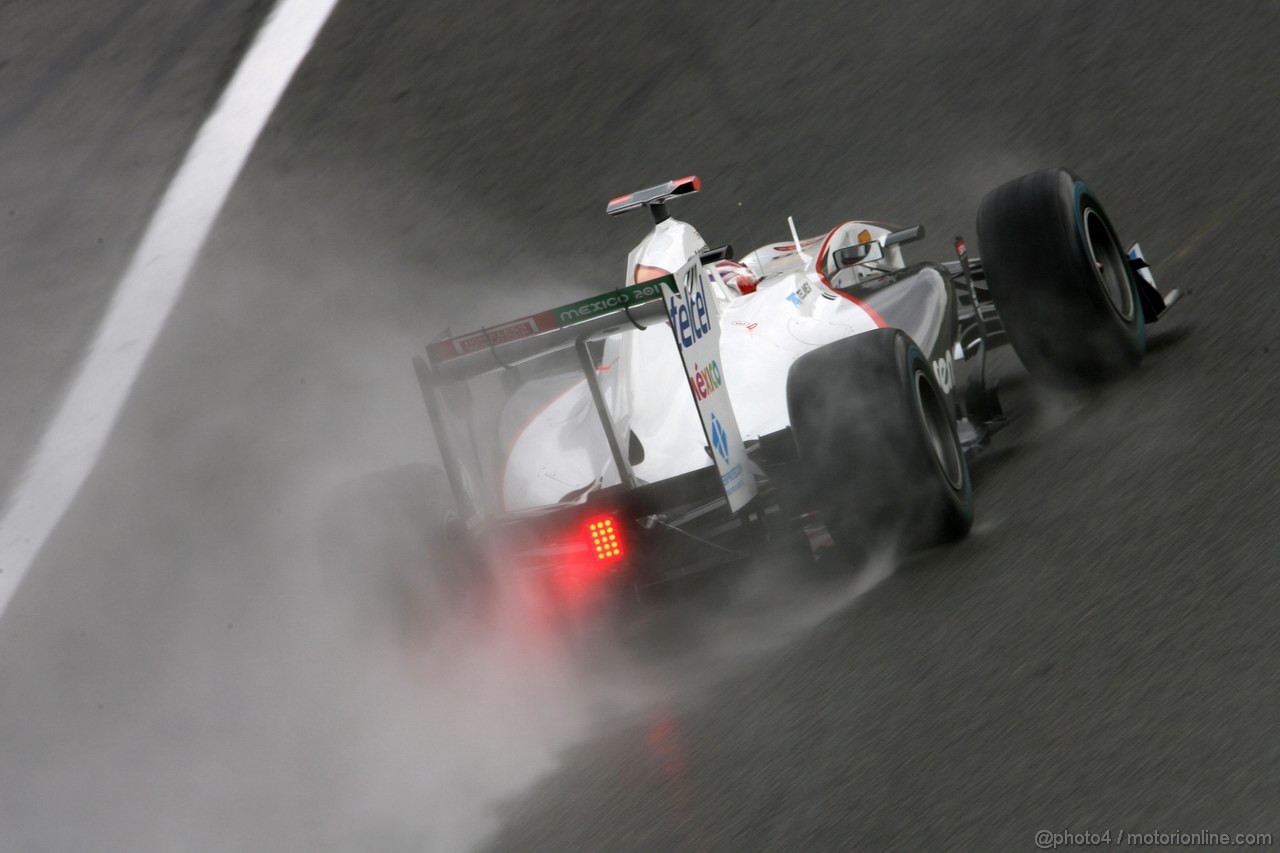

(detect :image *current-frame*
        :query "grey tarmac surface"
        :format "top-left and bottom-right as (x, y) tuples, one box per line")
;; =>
(0, 0), (270, 499)
(2, 1), (1279, 851)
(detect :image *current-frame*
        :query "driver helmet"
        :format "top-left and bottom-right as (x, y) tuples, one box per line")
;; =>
(713, 260), (759, 295)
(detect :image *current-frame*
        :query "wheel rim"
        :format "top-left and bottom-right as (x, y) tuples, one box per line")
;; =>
(1082, 207), (1135, 322)
(914, 368), (964, 490)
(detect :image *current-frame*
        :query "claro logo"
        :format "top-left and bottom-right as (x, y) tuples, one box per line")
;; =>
(689, 359), (723, 399)
(671, 267), (712, 349)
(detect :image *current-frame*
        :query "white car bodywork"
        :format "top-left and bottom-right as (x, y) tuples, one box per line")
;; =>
(499, 218), (908, 512)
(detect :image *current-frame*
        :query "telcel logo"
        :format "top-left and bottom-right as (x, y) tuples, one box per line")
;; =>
(671, 267), (712, 349)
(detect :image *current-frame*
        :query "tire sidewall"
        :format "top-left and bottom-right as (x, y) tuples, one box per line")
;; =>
(901, 337), (973, 536)
(1071, 179), (1147, 352)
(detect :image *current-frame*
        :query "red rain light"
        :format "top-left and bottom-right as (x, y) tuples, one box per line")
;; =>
(585, 515), (624, 562)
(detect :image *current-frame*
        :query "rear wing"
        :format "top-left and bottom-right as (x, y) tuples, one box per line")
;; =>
(414, 252), (756, 523)
(415, 281), (670, 521)
(423, 281), (669, 382)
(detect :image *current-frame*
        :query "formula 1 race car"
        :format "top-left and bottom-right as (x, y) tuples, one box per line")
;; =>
(413, 169), (1179, 598)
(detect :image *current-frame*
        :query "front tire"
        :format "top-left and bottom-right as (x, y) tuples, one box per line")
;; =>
(786, 328), (973, 565)
(977, 168), (1145, 387)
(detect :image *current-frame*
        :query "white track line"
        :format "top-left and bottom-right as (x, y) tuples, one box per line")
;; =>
(0, 0), (342, 620)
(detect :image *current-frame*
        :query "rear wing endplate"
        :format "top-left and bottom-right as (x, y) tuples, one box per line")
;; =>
(416, 278), (672, 522)
(416, 252), (755, 521)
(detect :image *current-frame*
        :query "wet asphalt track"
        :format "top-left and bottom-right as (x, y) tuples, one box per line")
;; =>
(3, 1), (1280, 850)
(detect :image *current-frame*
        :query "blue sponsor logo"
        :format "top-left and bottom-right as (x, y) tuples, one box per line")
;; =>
(787, 281), (812, 308)
(710, 413), (730, 462)
(720, 463), (744, 491)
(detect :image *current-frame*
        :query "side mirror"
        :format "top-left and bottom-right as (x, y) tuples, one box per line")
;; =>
(884, 224), (925, 247)
(833, 240), (885, 270)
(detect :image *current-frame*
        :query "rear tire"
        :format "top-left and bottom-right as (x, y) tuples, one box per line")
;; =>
(786, 328), (973, 565)
(977, 168), (1145, 387)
